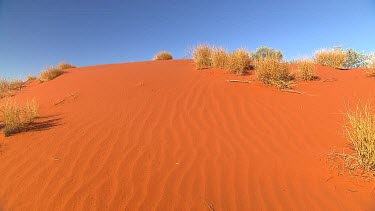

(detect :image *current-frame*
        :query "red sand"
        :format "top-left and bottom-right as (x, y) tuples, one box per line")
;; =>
(0, 60), (375, 210)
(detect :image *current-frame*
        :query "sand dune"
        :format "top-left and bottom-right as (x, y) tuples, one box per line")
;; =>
(0, 60), (374, 210)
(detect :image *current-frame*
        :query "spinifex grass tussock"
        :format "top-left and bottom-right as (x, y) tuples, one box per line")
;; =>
(153, 51), (173, 60)
(211, 47), (228, 69)
(254, 58), (291, 89)
(344, 102), (375, 173)
(0, 100), (39, 137)
(192, 45), (213, 69)
(57, 62), (76, 70)
(294, 59), (316, 80)
(225, 49), (251, 75)
(38, 66), (65, 82)
(314, 48), (347, 69)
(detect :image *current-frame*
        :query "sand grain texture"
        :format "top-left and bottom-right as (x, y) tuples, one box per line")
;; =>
(0, 60), (375, 210)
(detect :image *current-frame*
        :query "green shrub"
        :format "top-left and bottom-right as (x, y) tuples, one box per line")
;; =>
(251, 46), (283, 61)
(344, 49), (369, 68)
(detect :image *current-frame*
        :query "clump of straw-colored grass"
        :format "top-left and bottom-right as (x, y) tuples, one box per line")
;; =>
(314, 48), (347, 69)
(254, 58), (291, 89)
(153, 51), (173, 60)
(192, 45), (213, 69)
(294, 59), (316, 80)
(225, 49), (251, 75)
(211, 48), (228, 69)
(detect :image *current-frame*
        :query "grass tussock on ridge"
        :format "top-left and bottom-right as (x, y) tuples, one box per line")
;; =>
(192, 45), (213, 69)
(211, 47), (228, 69)
(153, 51), (173, 60)
(345, 102), (375, 172)
(38, 67), (65, 82)
(38, 62), (76, 82)
(294, 59), (316, 80)
(254, 58), (291, 89)
(314, 48), (347, 69)
(367, 54), (375, 77)
(0, 100), (39, 137)
(226, 49), (251, 75)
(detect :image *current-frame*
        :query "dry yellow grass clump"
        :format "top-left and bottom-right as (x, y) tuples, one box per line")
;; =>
(211, 48), (228, 69)
(153, 51), (173, 60)
(0, 100), (39, 137)
(345, 102), (375, 172)
(27, 75), (36, 81)
(314, 48), (347, 69)
(38, 66), (65, 82)
(192, 45), (213, 69)
(254, 58), (291, 89)
(226, 49), (251, 75)
(294, 59), (316, 80)
(57, 62), (76, 70)
(0, 79), (24, 99)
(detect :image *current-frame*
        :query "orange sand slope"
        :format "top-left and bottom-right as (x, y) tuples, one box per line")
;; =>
(1, 60), (375, 210)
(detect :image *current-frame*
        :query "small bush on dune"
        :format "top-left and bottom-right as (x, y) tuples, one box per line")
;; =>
(57, 62), (76, 70)
(345, 102), (375, 172)
(27, 75), (36, 81)
(38, 66), (65, 82)
(344, 49), (369, 69)
(226, 49), (251, 75)
(211, 47), (228, 69)
(0, 100), (39, 137)
(153, 51), (173, 61)
(0, 79), (23, 93)
(254, 58), (291, 89)
(251, 46), (283, 61)
(294, 59), (316, 80)
(314, 48), (347, 69)
(367, 54), (375, 77)
(192, 45), (213, 69)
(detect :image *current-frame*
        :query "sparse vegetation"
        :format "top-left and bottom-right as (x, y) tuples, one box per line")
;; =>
(254, 58), (291, 89)
(251, 46), (283, 61)
(225, 49), (251, 75)
(294, 59), (316, 80)
(38, 66), (65, 82)
(153, 51), (173, 60)
(27, 75), (36, 81)
(192, 45), (213, 69)
(367, 54), (375, 77)
(314, 47), (347, 69)
(211, 47), (228, 69)
(57, 62), (76, 70)
(0, 79), (24, 98)
(0, 100), (39, 137)
(344, 102), (375, 172)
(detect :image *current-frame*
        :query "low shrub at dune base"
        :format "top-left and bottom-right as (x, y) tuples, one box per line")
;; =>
(211, 47), (228, 69)
(294, 59), (316, 80)
(57, 62), (76, 70)
(0, 79), (24, 98)
(345, 102), (375, 172)
(153, 51), (173, 60)
(192, 45), (213, 69)
(314, 48), (347, 69)
(0, 100), (39, 137)
(254, 58), (291, 89)
(226, 49), (251, 75)
(38, 66), (65, 82)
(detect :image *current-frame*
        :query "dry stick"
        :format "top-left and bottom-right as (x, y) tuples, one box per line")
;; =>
(280, 89), (305, 94)
(321, 78), (337, 82)
(54, 93), (77, 105)
(203, 200), (215, 211)
(226, 79), (252, 84)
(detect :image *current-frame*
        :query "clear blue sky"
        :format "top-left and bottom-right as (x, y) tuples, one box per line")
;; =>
(1, 0), (374, 79)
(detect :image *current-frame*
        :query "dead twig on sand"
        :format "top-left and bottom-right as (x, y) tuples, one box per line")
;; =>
(280, 89), (305, 94)
(54, 93), (78, 105)
(321, 78), (337, 82)
(226, 79), (252, 84)
(203, 200), (215, 211)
